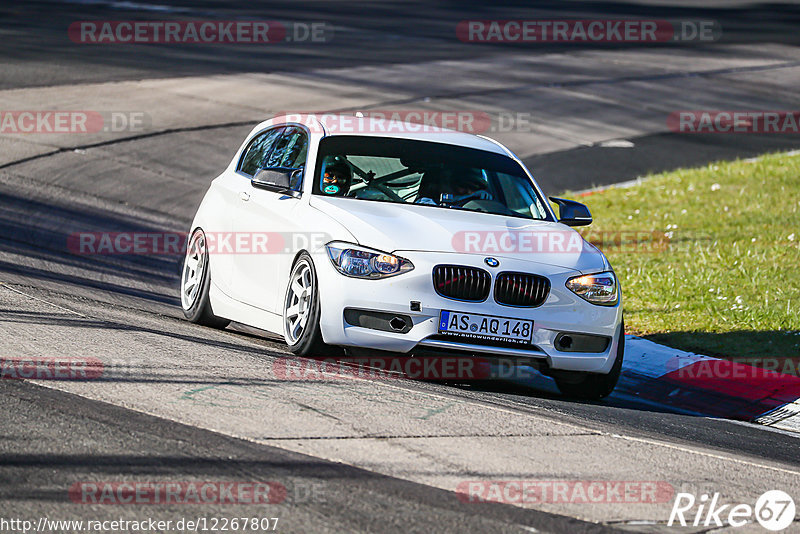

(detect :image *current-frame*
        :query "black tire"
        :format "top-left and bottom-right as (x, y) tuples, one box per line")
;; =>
(554, 320), (624, 400)
(283, 253), (339, 357)
(181, 228), (230, 329)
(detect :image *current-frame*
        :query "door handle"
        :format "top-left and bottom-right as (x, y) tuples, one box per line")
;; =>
(239, 191), (250, 201)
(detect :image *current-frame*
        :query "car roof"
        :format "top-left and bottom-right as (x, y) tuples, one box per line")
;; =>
(260, 113), (509, 155)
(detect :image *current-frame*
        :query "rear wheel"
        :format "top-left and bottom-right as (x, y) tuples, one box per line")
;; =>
(180, 228), (230, 329)
(283, 253), (337, 357)
(554, 320), (624, 400)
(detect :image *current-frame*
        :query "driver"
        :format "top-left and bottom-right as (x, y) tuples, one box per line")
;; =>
(450, 171), (493, 203)
(321, 159), (352, 196)
(416, 167), (492, 205)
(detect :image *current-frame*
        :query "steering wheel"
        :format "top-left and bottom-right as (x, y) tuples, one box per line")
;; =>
(450, 191), (493, 207)
(462, 198), (515, 216)
(359, 183), (405, 203)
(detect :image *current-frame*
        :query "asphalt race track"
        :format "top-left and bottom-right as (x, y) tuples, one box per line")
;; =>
(1, 1), (800, 532)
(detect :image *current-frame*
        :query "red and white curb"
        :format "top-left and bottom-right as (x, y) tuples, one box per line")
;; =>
(618, 335), (800, 432)
(510, 335), (800, 432)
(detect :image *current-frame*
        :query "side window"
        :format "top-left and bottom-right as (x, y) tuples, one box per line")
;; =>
(265, 127), (307, 170)
(268, 127), (308, 191)
(238, 127), (285, 176)
(279, 128), (308, 169)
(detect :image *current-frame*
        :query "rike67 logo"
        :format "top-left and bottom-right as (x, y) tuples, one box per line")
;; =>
(669, 490), (796, 531)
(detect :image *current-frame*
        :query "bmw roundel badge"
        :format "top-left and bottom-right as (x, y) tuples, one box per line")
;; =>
(484, 257), (500, 267)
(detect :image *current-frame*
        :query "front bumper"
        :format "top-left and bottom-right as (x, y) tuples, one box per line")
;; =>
(314, 250), (623, 374)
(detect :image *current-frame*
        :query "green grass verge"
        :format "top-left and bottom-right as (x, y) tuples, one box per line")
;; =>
(572, 151), (800, 366)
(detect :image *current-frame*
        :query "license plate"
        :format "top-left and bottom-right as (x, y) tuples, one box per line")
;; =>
(438, 311), (533, 344)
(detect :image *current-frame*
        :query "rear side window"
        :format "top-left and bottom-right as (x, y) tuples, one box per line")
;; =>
(238, 127), (285, 176)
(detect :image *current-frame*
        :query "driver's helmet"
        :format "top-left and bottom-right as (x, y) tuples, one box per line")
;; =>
(321, 158), (352, 196)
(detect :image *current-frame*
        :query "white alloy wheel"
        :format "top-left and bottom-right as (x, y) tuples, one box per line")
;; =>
(181, 230), (207, 310)
(284, 259), (315, 344)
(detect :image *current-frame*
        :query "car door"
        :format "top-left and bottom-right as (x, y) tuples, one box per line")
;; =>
(206, 126), (286, 295)
(230, 126), (308, 312)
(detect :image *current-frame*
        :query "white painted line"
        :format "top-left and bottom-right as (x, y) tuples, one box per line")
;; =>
(755, 400), (800, 432)
(0, 283), (86, 317)
(572, 177), (647, 196)
(595, 139), (635, 148)
(605, 433), (800, 477)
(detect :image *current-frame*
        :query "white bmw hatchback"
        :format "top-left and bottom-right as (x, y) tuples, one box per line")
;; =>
(181, 114), (624, 398)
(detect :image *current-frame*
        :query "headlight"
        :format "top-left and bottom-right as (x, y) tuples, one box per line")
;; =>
(566, 271), (618, 306)
(325, 242), (414, 279)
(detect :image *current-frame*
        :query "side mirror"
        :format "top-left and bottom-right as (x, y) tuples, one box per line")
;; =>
(252, 168), (300, 197)
(550, 197), (592, 226)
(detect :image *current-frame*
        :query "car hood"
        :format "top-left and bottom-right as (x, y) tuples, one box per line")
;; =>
(309, 197), (608, 273)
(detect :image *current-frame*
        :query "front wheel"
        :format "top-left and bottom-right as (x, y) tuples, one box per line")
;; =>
(283, 253), (337, 357)
(180, 228), (230, 329)
(554, 320), (624, 400)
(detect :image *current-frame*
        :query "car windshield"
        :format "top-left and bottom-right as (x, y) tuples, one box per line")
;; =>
(313, 136), (550, 221)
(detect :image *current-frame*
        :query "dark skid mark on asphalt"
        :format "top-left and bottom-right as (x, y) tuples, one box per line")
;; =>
(0, 121), (256, 172)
